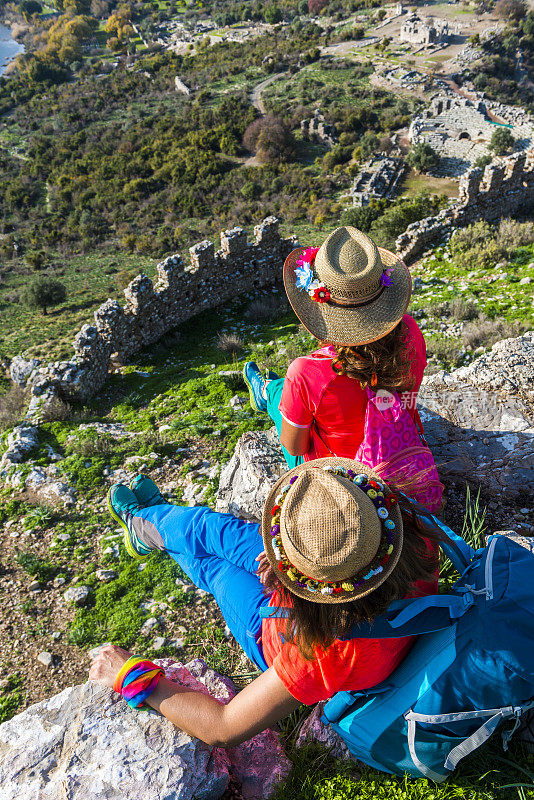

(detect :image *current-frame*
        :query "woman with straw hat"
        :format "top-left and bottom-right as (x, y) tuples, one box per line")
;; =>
(243, 226), (427, 467)
(90, 466), (438, 747)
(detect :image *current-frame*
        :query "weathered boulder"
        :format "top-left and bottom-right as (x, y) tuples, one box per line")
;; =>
(215, 334), (534, 518)
(0, 425), (39, 469)
(216, 428), (286, 520)
(9, 356), (40, 387)
(419, 333), (534, 499)
(0, 658), (290, 800)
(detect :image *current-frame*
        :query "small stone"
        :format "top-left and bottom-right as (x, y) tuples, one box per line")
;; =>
(51, 631), (61, 640)
(152, 636), (166, 651)
(96, 569), (117, 582)
(138, 563), (147, 571)
(140, 617), (159, 634)
(520, 508), (530, 515)
(37, 652), (54, 668)
(56, 534), (70, 542)
(0, 679), (9, 691)
(168, 637), (185, 649)
(519, 276), (532, 285)
(28, 581), (41, 592)
(53, 576), (66, 588)
(63, 586), (91, 606)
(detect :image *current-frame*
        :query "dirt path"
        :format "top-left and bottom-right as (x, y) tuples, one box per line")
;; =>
(248, 71), (285, 115)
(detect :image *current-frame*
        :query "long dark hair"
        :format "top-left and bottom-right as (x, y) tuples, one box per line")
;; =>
(329, 319), (414, 393)
(263, 496), (440, 660)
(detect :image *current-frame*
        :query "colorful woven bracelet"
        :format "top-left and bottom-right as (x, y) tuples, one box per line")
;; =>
(113, 656), (165, 709)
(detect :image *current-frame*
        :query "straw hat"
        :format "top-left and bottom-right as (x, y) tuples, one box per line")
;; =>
(283, 226), (412, 345)
(261, 458), (403, 604)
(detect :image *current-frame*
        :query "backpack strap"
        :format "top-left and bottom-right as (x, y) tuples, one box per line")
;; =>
(398, 492), (475, 573)
(344, 592), (475, 640)
(260, 593), (475, 640)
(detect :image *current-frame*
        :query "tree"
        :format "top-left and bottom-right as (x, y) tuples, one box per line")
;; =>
(360, 131), (379, 160)
(25, 250), (47, 270)
(308, 0), (328, 14)
(474, 153), (493, 169)
(243, 115), (295, 163)
(20, 0), (42, 19)
(489, 127), (515, 156)
(407, 142), (439, 173)
(264, 5), (282, 23)
(22, 276), (67, 315)
(495, 0), (526, 21)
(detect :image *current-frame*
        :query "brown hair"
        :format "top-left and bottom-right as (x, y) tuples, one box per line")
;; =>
(329, 319), (414, 393)
(263, 497), (440, 660)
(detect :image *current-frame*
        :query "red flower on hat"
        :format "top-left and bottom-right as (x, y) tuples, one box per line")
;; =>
(271, 505), (280, 516)
(311, 284), (330, 304)
(385, 494), (398, 509)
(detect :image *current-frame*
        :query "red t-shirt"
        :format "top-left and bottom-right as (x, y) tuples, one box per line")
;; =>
(278, 314), (427, 461)
(261, 568), (438, 705)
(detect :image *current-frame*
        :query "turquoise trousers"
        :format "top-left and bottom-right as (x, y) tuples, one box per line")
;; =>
(266, 378), (304, 470)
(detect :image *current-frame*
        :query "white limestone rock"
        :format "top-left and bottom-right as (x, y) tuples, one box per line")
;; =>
(216, 427), (286, 521)
(0, 658), (290, 800)
(0, 425), (39, 468)
(10, 356), (40, 387)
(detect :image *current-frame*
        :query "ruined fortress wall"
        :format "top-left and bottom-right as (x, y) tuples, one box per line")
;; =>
(28, 217), (296, 405)
(396, 149), (534, 264)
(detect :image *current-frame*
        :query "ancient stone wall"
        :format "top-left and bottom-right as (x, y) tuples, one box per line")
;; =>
(396, 149), (534, 264)
(25, 217), (296, 410)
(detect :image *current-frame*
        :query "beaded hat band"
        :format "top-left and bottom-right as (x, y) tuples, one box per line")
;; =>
(261, 458), (404, 604)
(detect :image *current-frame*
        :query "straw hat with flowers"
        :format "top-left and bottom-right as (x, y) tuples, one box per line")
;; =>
(283, 226), (412, 346)
(262, 458), (403, 604)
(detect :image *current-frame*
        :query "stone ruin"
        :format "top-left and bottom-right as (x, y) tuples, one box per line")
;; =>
(408, 95), (532, 176)
(348, 155), (406, 207)
(396, 148), (534, 263)
(16, 217), (296, 417)
(400, 14), (450, 47)
(300, 109), (337, 149)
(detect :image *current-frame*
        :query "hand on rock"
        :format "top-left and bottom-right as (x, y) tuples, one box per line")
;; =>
(255, 550), (273, 585)
(89, 643), (132, 688)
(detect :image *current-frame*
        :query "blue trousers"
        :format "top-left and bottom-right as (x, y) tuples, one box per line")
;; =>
(131, 504), (269, 670)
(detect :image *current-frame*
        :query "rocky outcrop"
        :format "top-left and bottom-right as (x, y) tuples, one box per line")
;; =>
(0, 658), (290, 800)
(419, 332), (534, 499)
(216, 428), (287, 520)
(215, 334), (534, 518)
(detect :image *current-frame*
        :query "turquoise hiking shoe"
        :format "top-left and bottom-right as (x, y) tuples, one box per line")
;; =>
(107, 484), (152, 561)
(243, 361), (268, 412)
(129, 474), (168, 507)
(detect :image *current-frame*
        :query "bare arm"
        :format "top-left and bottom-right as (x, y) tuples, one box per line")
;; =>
(89, 645), (300, 748)
(280, 417), (310, 456)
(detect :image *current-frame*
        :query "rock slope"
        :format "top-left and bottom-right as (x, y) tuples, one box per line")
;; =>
(0, 658), (290, 800)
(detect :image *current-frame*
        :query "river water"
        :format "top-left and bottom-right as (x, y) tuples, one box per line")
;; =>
(0, 23), (24, 76)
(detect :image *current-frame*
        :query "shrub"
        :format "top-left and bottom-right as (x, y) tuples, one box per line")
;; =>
(407, 142), (439, 174)
(216, 333), (244, 356)
(489, 127), (515, 156)
(39, 396), (73, 422)
(0, 384), (26, 431)
(245, 294), (288, 322)
(462, 316), (528, 350)
(21, 276), (67, 315)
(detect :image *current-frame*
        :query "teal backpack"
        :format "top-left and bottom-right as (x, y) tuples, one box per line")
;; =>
(263, 500), (534, 781)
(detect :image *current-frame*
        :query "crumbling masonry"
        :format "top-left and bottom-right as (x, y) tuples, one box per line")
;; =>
(24, 218), (296, 412)
(396, 148), (534, 264)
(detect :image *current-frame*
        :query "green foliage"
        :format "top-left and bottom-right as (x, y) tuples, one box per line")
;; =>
(474, 153), (493, 170)
(21, 276), (67, 315)
(0, 675), (25, 724)
(489, 127), (516, 156)
(369, 192), (446, 249)
(407, 142), (439, 174)
(16, 551), (57, 583)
